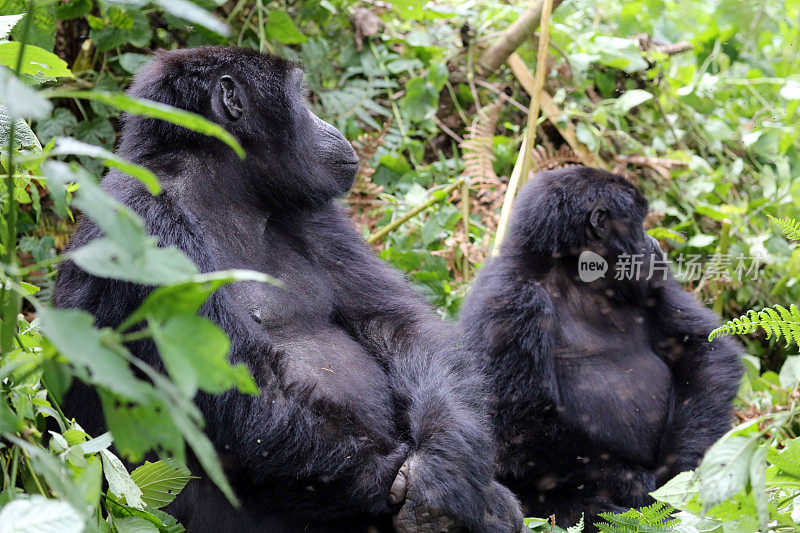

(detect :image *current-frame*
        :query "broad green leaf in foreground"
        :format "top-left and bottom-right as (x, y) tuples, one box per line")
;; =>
(130, 459), (191, 508)
(37, 307), (146, 399)
(51, 137), (160, 194)
(42, 161), (199, 284)
(0, 42), (73, 82)
(43, 90), (244, 158)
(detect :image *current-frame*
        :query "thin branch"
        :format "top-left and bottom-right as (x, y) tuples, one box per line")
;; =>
(478, 0), (566, 74)
(368, 179), (464, 244)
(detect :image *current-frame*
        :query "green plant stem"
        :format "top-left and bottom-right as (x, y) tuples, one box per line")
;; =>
(1, 0), (34, 354)
(8, 446), (19, 491)
(368, 179), (464, 245)
(24, 456), (46, 496)
(714, 219), (732, 315)
(121, 327), (152, 343)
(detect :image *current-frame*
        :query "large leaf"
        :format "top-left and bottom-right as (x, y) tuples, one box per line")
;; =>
(130, 460), (191, 508)
(119, 272), (270, 397)
(0, 495), (83, 533)
(698, 435), (759, 510)
(37, 307), (147, 399)
(44, 90), (244, 158)
(113, 517), (159, 533)
(41, 161), (199, 284)
(0, 42), (73, 81)
(51, 137), (160, 194)
(0, 103), (41, 153)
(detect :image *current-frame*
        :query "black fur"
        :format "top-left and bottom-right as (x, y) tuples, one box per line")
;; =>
(460, 167), (742, 528)
(52, 46), (521, 533)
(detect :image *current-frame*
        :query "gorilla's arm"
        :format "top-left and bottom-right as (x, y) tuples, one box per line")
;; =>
(648, 281), (742, 483)
(460, 256), (559, 414)
(312, 207), (520, 531)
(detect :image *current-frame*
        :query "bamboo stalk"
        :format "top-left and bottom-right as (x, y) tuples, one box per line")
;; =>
(367, 179), (464, 245)
(490, 0), (553, 256)
(506, 53), (600, 167)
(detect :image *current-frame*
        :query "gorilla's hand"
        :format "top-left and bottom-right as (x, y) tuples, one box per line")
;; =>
(390, 456), (523, 533)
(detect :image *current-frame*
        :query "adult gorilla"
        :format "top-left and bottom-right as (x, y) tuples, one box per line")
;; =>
(460, 167), (741, 529)
(53, 47), (521, 533)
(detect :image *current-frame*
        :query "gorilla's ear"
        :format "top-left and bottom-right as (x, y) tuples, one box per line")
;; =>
(218, 75), (244, 121)
(589, 206), (609, 239)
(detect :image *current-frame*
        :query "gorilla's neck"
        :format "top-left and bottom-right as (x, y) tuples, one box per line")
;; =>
(121, 147), (335, 215)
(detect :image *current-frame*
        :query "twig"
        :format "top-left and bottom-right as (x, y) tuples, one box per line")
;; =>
(434, 117), (464, 143)
(368, 179), (464, 244)
(657, 41), (692, 55)
(617, 156), (689, 168)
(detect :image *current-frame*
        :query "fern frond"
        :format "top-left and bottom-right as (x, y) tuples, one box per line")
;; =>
(596, 502), (679, 533)
(566, 514), (585, 533)
(709, 304), (800, 347)
(460, 99), (504, 183)
(531, 144), (581, 173)
(768, 216), (800, 241)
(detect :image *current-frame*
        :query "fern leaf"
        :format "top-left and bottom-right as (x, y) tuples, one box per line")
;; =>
(596, 502), (679, 533)
(460, 100), (503, 183)
(566, 514), (585, 533)
(709, 304), (800, 347)
(768, 216), (800, 241)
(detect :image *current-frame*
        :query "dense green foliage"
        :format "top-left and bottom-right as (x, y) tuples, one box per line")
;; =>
(0, 0), (798, 531)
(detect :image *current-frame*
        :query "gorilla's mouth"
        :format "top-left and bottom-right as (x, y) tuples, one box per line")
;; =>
(333, 159), (360, 169)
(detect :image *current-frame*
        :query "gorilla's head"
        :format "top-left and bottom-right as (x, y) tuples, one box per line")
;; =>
(120, 46), (358, 209)
(508, 166), (650, 259)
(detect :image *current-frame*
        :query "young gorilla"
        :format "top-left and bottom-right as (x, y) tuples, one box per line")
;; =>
(460, 167), (741, 528)
(53, 47), (522, 533)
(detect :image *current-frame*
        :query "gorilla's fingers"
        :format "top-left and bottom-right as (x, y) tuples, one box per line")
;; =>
(388, 460), (410, 505)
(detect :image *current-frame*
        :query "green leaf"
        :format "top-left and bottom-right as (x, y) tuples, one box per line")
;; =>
(698, 435), (758, 510)
(7, 1), (56, 51)
(400, 77), (437, 122)
(0, 13), (24, 39)
(151, 0), (229, 36)
(101, 448), (145, 510)
(151, 315), (257, 396)
(57, 0), (93, 21)
(0, 495), (84, 533)
(37, 306), (147, 399)
(44, 90), (245, 158)
(592, 36), (649, 73)
(613, 89), (653, 112)
(0, 42), (73, 81)
(79, 431), (113, 454)
(42, 161), (199, 285)
(130, 460), (191, 509)
(117, 52), (150, 74)
(266, 10), (307, 44)
(51, 137), (160, 194)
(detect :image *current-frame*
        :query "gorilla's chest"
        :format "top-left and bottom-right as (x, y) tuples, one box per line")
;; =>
(206, 217), (336, 327)
(552, 308), (672, 465)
